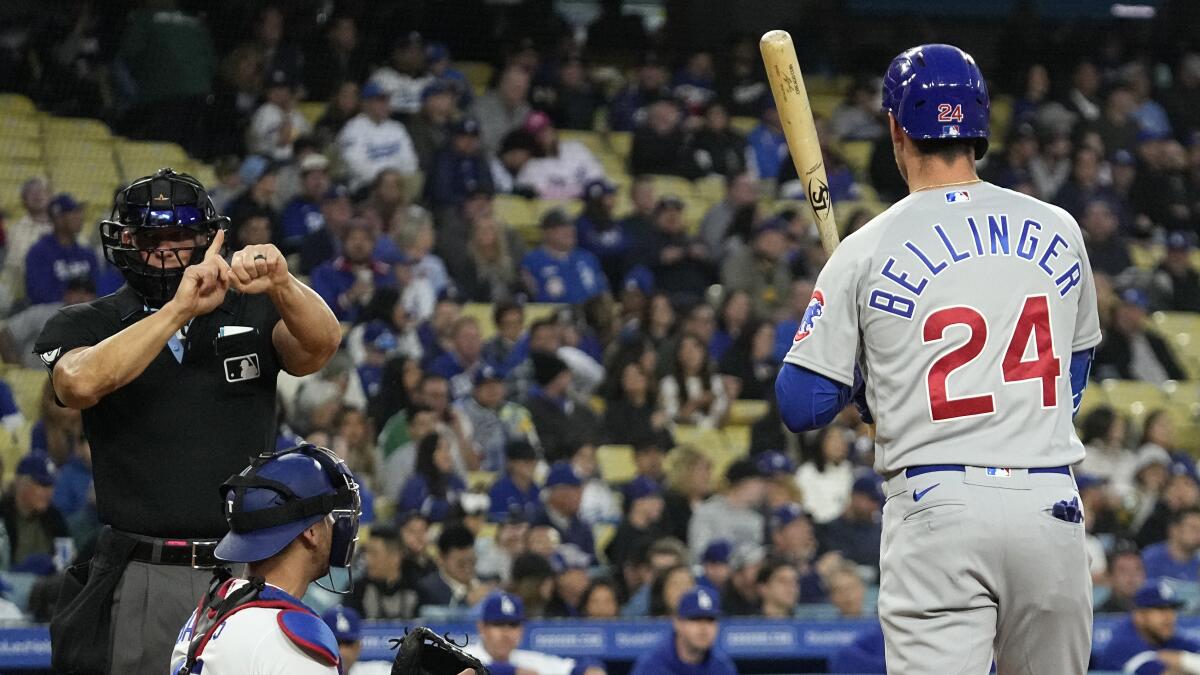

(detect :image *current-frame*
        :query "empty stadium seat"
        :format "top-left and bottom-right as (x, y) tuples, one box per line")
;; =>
(1129, 242), (1162, 270)
(596, 444), (636, 484)
(42, 116), (112, 141)
(5, 137), (42, 163)
(116, 140), (190, 180)
(0, 162), (45, 184)
(0, 93), (37, 117)
(0, 420), (33, 484)
(839, 140), (873, 179)
(729, 116), (758, 135)
(458, 61), (494, 95)
(606, 131), (632, 158)
(0, 115), (42, 139)
(1100, 379), (1168, 428)
(493, 194), (536, 228)
(1076, 384), (1110, 420)
(592, 523), (617, 562)
(728, 399), (769, 426)
(4, 368), (45, 419)
(297, 102), (327, 129)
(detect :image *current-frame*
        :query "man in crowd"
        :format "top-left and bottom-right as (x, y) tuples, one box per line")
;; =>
(630, 587), (737, 675)
(345, 525), (418, 620)
(1099, 550), (1147, 613)
(1, 454), (68, 569)
(321, 605), (391, 674)
(819, 477), (883, 579)
(369, 31), (433, 116)
(1093, 288), (1186, 383)
(338, 81), (419, 191)
(25, 194), (98, 306)
(471, 66), (532, 154)
(309, 220), (394, 322)
(1095, 582), (1200, 673)
(1142, 507), (1200, 583)
(689, 459), (765, 558)
(488, 440), (541, 521)
(533, 461), (595, 557)
(280, 154), (332, 255)
(0, 177), (53, 313)
(520, 210), (609, 305)
(416, 523), (490, 611)
(606, 476), (666, 569)
(465, 591), (605, 675)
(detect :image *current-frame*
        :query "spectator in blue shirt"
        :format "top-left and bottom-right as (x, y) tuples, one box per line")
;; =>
(1142, 507), (1200, 583)
(481, 301), (528, 378)
(488, 440), (541, 522)
(828, 623), (886, 674)
(629, 586), (737, 675)
(397, 432), (466, 523)
(52, 438), (92, 519)
(309, 219), (394, 322)
(532, 461), (595, 557)
(427, 316), (486, 401)
(279, 154), (331, 255)
(0, 380), (24, 434)
(818, 477), (884, 578)
(25, 194), (98, 305)
(696, 540), (732, 598)
(746, 104), (787, 180)
(520, 209), (609, 304)
(1094, 581), (1200, 674)
(608, 56), (671, 132)
(576, 179), (630, 290)
(426, 116), (495, 209)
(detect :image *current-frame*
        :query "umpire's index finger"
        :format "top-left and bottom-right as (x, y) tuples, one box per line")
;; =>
(204, 228), (226, 262)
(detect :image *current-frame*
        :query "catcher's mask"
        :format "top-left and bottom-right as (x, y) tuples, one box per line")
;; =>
(100, 167), (228, 306)
(216, 444), (361, 593)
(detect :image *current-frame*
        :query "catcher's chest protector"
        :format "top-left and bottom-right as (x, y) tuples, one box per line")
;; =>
(177, 575), (340, 674)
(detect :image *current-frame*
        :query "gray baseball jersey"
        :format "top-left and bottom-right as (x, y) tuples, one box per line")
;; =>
(784, 181), (1101, 473)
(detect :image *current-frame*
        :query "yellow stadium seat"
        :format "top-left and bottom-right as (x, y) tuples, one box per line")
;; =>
(42, 116), (112, 141)
(1100, 379), (1168, 428)
(647, 175), (692, 201)
(1152, 312), (1200, 379)
(298, 102), (326, 129)
(606, 131), (632, 158)
(532, 198), (583, 222)
(493, 194), (536, 227)
(0, 181), (25, 213)
(693, 175), (726, 204)
(1076, 384), (1110, 421)
(50, 159), (120, 187)
(839, 140), (873, 179)
(589, 396), (606, 415)
(45, 139), (112, 162)
(467, 471), (497, 490)
(806, 75), (851, 97)
(0, 420), (33, 483)
(0, 94), (37, 117)
(728, 399), (769, 426)
(116, 141), (190, 180)
(593, 523), (617, 562)
(1129, 243), (1163, 270)
(476, 522), (498, 541)
(723, 425), (751, 454)
(1164, 382), (1200, 415)
(809, 94), (841, 120)
(0, 162), (46, 184)
(4, 368), (45, 418)
(458, 61), (494, 95)
(730, 116), (758, 135)
(597, 445), (636, 484)
(0, 116), (43, 139)
(990, 96), (1014, 149)
(5, 137), (43, 163)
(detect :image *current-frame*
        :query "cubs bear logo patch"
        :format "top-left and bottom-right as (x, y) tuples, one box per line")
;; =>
(793, 289), (825, 342)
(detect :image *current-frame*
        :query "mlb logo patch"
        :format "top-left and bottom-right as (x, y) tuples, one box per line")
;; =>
(943, 124), (961, 137)
(945, 190), (970, 203)
(985, 467), (1012, 477)
(224, 354), (261, 383)
(793, 290), (826, 342)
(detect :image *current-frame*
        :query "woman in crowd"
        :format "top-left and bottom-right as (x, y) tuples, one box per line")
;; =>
(719, 320), (779, 401)
(795, 426), (855, 524)
(648, 564), (696, 617)
(660, 445), (713, 544)
(458, 213), (520, 302)
(580, 578), (621, 619)
(397, 431), (467, 522)
(660, 333), (729, 429)
(710, 289), (753, 362)
(602, 361), (667, 446)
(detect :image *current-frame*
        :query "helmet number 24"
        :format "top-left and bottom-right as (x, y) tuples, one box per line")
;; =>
(936, 103), (965, 123)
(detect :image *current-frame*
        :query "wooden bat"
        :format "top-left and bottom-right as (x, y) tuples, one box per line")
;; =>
(760, 30), (840, 255)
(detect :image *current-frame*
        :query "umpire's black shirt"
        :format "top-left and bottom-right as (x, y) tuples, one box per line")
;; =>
(33, 285), (282, 538)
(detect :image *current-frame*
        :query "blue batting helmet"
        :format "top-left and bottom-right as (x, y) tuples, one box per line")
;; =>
(216, 444), (361, 568)
(881, 44), (990, 159)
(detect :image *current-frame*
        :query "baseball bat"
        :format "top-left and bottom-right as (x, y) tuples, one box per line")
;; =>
(759, 30), (841, 255)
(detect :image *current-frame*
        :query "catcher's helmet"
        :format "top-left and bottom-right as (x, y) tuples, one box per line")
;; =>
(881, 44), (990, 159)
(216, 444), (361, 569)
(99, 168), (228, 306)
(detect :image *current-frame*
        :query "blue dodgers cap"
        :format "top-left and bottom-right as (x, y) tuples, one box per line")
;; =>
(622, 265), (655, 294)
(1167, 231), (1198, 251)
(753, 215), (789, 236)
(583, 179), (616, 201)
(701, 539), (733, 564)
(550, 543), (592, 573)
(480, 590), (525, 623)
(323, 184), (351, 202)
(623, 475), (663, 503)
(677, 586), (721, 619)
(363, 320), (398, 352)
(16, 454), (56, 487)
(1135, 581), (1185, 609)
(770, 503), (807, 532)
(755, 451), (795, 476)
(422, 80), (452, 101)
(1120, 287), (1150, 310)
(851, 476), (883, 503)
(321, 605), (362, 642)
(451, 116), (482, 137)
(239, 155), (278, 185)
(473, 364), (504, 386)
(545, 461), (582, 488)
(425, 42), (450, 63)
(361, 81), (387, 99)
(48, 193), (82, 217)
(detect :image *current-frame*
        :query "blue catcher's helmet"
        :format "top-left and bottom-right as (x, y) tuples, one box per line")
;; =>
(216, 444), (361, 570)
(881, 44), (990, 159)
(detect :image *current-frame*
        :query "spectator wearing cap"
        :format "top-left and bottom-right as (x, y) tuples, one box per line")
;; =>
(796, 426), (855, 524)
(465, 591), (604, 675)
(1093, 288), (1187, 383)
(337, 81), (419, 192)
(369, 32), (434, 116)
(471, 66), (533, 154)
(721, 215), (794, 317)
(1079, 198), (1133, 277)
(1142, 507), (1200, 583)
(575, 179), (631, 290)
(298, 183), (353, 274)
(490, 129), (540, 196)
(303, 14), (368, 102)
(768, 503), (827, 602)
(546, 544), (594, 617)
(320, 605), (390, 674)
(630, 587), (737, 675)
(1, 455), (68, 569)
(520, 209), (610, 304)
(642, 196), (716, 306)
(24, 194), (99, 306)
(309, 220), (395, 322)
(606, 476), (666, 570)
(697, 540), (732, 596)
(345, 525), (419, 621)
(1151, 232), (1200, 312)
(246, 67), (309, 161)
(427, 116), (495, 209)
(0, 177), (52, 313)
(753, 451), (801, 510)
(279, 153), (332, 254)
(630, 99), (696, 178)
(515, 111), (607, 200)
(407, 81), (458, 173)
(698, 173), (760, 258)
(429, 316), (487, 401)
(425, 43), (471, 107)
(1094, 581), (1200, 673)
(226, 156), (282, 244)
(416, 523), (489, 610)
(488, 440), (542, 521)
(533, 461), (595, 557)
(688, 458), (766, 559)
(818, 477), (883, 578)
(457, 364), (538, 471)
(523, 352), (601, 462)
(747, 103), (788, 181)
(353, 320), (400, 399)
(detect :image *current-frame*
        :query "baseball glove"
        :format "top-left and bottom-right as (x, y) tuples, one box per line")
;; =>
(391, 626), (489, 675)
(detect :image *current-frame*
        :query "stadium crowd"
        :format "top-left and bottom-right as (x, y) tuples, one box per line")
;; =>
(0, 0), (1199, 669)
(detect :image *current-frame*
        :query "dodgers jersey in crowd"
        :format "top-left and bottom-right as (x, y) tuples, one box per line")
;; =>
(784, 181), (1101, 473)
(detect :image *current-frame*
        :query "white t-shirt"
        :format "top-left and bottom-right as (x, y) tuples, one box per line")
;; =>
(170, 580), (339, 675)
(464, 644), (578, 675)
(247, 102), (311, 161)
(336, 113), (419, 190)
(515, 141), (606, 199)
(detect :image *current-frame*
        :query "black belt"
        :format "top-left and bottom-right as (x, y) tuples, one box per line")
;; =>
(118, 530), (222, 568)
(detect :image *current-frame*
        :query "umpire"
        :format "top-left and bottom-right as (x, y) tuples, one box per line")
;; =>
(34, 168), (341, 674)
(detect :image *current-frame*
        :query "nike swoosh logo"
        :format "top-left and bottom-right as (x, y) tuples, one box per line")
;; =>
(913, 484), (940, 502)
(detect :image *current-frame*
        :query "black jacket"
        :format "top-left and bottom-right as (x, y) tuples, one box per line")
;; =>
(0, 492), (69, 566)
(1093, 329), (1187, 381)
